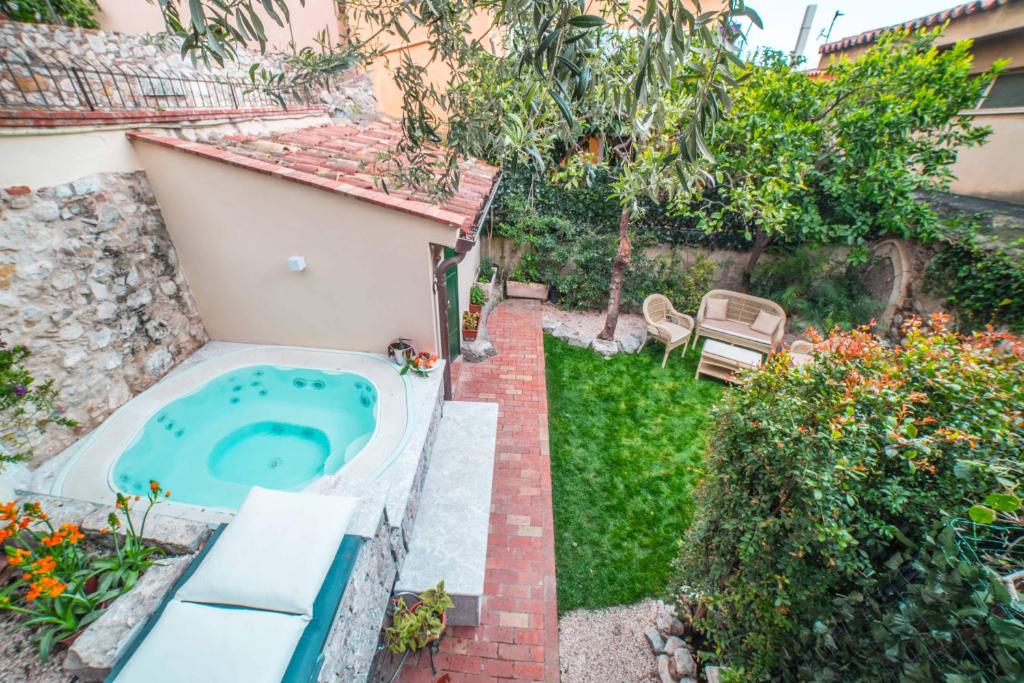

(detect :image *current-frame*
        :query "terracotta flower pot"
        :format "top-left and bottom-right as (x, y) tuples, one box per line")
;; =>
(469, 303), (483, 315)
(409, 601), (448, 644)
(463, 328), (478, 341)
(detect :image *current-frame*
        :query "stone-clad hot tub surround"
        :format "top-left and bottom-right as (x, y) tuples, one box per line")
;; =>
(0, 174), (208, 463)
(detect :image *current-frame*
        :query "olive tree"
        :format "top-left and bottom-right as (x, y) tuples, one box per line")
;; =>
(159, 0), (755, 339)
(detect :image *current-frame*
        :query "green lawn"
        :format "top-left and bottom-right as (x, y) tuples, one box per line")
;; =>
(545, 334), (723, 612)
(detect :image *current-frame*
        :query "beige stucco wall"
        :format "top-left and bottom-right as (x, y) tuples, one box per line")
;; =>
(95, 0), (339, 51)
(133, 140), (463, 355)
(950, 112), (1024, 204)
(0, 112), (328, 189)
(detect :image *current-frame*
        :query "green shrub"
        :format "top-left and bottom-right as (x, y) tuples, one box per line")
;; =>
(0, 0), (99, 28)
(749, 247), (883, 333)
(495, 190), (716, 312)
(926, 237), (1024, 333)
(677, 319), (1024, 680)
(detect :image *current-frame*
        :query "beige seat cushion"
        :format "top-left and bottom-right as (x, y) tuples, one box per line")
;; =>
(701, 319), (772, 347)
(705, 298), (729, 320)
(751, 310), (783, 336)
(112, 600), (308, 683)
(654, 321), (691, 343)
(175, 487), (356, 617)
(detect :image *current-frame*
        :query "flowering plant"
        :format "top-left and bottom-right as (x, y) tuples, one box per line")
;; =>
(677, 315), (1024, 679)
(0, 501), (112, 660)
(462, 311), (480, 331)
(0, 340), (76, 469)
(90, 480), (168, 593)
(0, 482), (167, 659)
(400, 352), (439, 378)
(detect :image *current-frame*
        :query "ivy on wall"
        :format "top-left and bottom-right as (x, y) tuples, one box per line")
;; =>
(926, 237), (1024, 333)
(491, 168), (719, 313)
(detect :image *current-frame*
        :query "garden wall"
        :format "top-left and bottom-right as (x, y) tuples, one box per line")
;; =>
(0, 174), (208, 463)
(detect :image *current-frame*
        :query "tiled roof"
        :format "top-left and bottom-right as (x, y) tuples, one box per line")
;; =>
(127, 120), (499, 233)
(819, 0), (1011, 55)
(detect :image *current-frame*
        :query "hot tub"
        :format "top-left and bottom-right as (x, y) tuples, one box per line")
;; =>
(53, 346), (410, 513)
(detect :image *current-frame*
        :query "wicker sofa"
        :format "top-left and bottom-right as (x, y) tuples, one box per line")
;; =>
(691, 289), (786, 354)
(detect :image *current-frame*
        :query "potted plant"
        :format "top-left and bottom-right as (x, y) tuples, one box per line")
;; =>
(399, 352), (439, 377)
(384, 581), (454, 654)
(469, 284), (485, 315)
(462, 311), (480, 341)
(478, 257), (498, 301)
(506, 252), (549, 300)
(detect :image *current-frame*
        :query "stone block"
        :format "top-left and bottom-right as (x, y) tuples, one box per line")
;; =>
(590, 337), (619, 357)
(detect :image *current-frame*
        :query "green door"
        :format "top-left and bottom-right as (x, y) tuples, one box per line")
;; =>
(444, 247), (461, 359)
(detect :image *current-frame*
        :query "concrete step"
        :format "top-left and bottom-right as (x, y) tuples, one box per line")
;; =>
(394, 400), (497, 626)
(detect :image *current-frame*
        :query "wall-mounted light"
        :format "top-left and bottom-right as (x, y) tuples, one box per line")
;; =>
(288, 256), (307, 272)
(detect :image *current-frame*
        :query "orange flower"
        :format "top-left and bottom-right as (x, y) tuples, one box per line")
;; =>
(25, 583), (41, 602)
(7, 547), (31, 566)
(0, 526), (11, 543)
(60, 523), (84, 544)
(30, 556), (56, 575)
(165, 490), (171, 498)
(149, 480), (160, 492)
(0, 501), (17, 522)
(40, 576), (66, 599)
(40, 533), (64, 547)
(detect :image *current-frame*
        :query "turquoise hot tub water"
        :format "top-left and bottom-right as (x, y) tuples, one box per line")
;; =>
(111, 365), (377, 509)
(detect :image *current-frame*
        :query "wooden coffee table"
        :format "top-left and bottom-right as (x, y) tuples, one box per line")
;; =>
(696, 339), (762, 384)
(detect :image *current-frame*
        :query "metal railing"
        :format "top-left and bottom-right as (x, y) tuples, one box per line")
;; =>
(0, 56), (316, 112)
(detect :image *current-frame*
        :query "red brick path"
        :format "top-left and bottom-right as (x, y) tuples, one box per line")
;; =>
(399, 299), (559, 682)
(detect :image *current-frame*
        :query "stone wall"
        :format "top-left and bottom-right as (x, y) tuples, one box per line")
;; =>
(0, 19), (377, 124)
(0, 173), (208, 463)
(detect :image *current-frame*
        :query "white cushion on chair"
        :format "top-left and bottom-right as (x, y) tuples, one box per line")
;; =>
(113, 600), (308, 683)
(175, 487), (356, 616)
(655, 321), (691, 343)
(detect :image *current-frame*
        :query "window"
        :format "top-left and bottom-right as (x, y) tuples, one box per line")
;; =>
(977, 70), (1024, 110)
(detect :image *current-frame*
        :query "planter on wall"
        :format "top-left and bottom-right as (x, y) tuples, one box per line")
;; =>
(506, 281), (549, 300)
(479, 267), (498, 301)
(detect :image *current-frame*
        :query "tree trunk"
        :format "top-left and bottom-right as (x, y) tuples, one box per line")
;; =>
(598, 208), (633, 341)
(740, 229), (771, 294)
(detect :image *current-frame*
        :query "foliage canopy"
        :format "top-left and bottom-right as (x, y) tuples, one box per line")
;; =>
(679, 30), (1002, 273)
(677, 318), (1024, 680)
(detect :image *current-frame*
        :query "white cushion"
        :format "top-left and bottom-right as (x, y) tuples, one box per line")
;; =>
(705, 297), (729, 320)
(175, 487), (356, 616)
(654, 321), (691, 343)
(751, 310), (782, 336)
(113, 600), (308, 683)
(701, 320), (772, 346)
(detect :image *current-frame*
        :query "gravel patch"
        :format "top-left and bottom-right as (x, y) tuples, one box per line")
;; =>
(541, 303), (646, 343)
(559, 599), (661, 682)
(0, 610), (74, 683)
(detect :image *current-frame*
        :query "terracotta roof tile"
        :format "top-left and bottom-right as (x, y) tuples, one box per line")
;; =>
(819, 0), (1010, 55)
(127, 119), (499, 233)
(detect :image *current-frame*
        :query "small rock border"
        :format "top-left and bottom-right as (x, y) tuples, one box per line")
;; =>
(543, 320), (646, 358)
(645, 601), (724, 683)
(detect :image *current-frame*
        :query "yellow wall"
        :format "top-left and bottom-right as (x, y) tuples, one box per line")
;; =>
(95, 0), (340, 52)
(133, 140), (466, 355)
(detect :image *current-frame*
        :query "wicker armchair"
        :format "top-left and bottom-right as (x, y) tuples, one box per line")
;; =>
(692, 289), (786, 354)
(642, 294), (695, 368)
